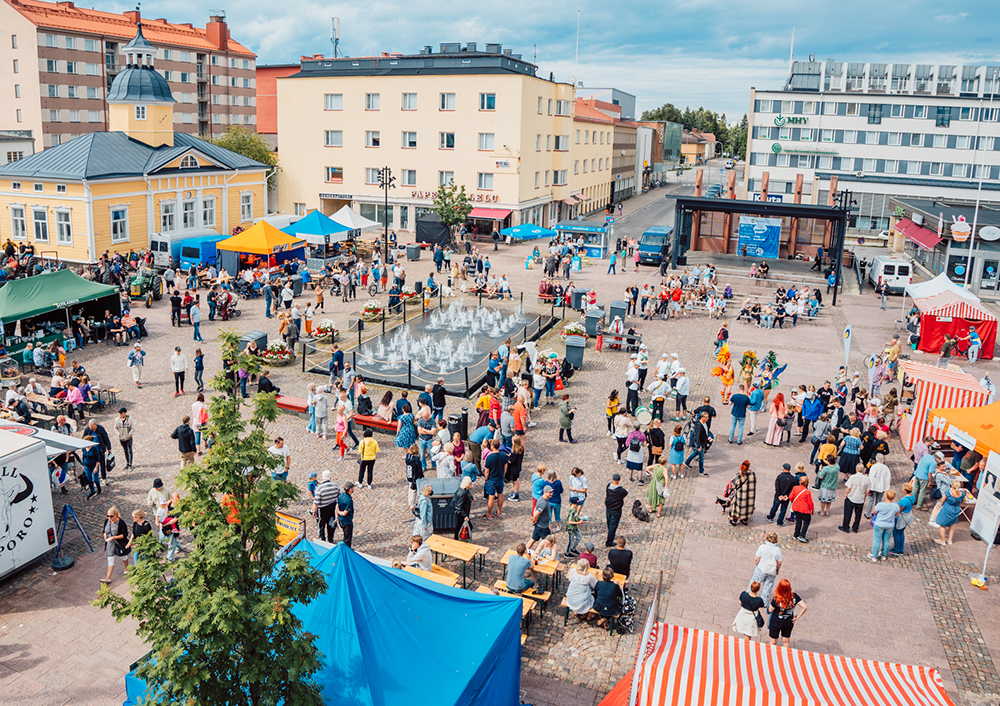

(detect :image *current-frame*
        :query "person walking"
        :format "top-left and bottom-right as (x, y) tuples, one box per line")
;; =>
(749, 532), (782, 605)
(190, 298), (204, 342)
(311, 471), (340, 542)
(724, 460), (756, 526)
(193, 348), (205, 393)
(683, 412), (713, 477)
(728, 384), (751, 444)
(936, 335), (956, 368)
(558, 393), (577, 443)
(604, 473), (628, 547)
(81, 435), (102, 499)
(100, 506), (130, 584)
(767, 579), (808, 648)
(869, 489), (900, 561)
(113, 407), (134, 470)
(170, 416), (197, 468)
(763, 393), (787, 447)
(87, 419), (112, 481)
(128, 343), (145, 389)
(313, 386), (330, 440)
(890, 482), (915, 555)
(170, 346), (188, 397)
(732, 581), (766, 640)
(746, 384), (764, 437)
(356, 428), (379, 488)
(765, 463), (797, 526)
(865, 453), (891, 519)
(790, 477), (814, 543)
(334, 482), (356, 547)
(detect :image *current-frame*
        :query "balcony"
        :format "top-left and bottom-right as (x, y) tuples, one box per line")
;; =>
(936, 82), (953, 95)
(197, 92), (208, 102)
(196, 66), (207, 81)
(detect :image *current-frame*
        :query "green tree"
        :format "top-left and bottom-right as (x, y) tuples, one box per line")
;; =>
(212, 126), (280, 190)
(640, 102), (683, 124)
(432, 180), (473, 230)
(731, 114), (749, 162)
(95, 331), (327, 706)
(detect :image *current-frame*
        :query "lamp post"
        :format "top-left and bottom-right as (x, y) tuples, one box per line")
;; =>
(832, 188), (857, 308)
(377, 166), (395, 265)
(964, 69), (997, 290)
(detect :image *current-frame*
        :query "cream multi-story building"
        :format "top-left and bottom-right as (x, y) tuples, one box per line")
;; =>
(277, 43), (613, 232)
(0, 0), (257, 151)
(571, 100), (615, 212)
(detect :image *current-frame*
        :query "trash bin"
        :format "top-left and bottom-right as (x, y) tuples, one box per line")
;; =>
(585, 308), (605, 336)
(414, 280), (423, 295)
(609, 299), (627, 323)
(290, 275), (303, 297)
(239, 330), (267, 351)
(565, 336), (585, 369)
(415, 477), (463, 531)
(448, 414), (462, 439)
(406, 243), (422, 261)
(571, 289), (587, 310)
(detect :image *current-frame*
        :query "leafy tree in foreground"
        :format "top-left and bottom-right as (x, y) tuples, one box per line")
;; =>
(95, 331), (326, 706)
(212, 126), (280, 190)
(433, 180), (473, 230)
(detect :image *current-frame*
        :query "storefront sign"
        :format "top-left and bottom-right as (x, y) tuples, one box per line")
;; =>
(771, 143), (782, 154)
(409, 190), (498, 203)
(774, 114), (807, 126)
(276, 511), (305, 547)
(751, 193), (784, 203)
(495, 160), (510, 169)
(979, 225), (1000, 242)
(318, 193), (351, 200)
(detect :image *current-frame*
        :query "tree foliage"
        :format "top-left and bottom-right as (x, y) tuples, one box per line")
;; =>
(432, 180), (473, 230)
(641, 104), (745, 157)
(95, 330), (327, 706)
(212, 126), (280, 190)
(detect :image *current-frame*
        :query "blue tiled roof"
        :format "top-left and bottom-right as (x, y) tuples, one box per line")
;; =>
(0, 132), (268, 180)
(106, 67), (175, 104)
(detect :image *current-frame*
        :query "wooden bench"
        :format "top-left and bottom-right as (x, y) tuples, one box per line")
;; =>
(493, 580), (551, 614)
(354, 413), (399, 434)
(29, 412), (55, 430)
(275, 395), (309, 415)
(561, 597), (618, 635)
(427, 563), (460, 584)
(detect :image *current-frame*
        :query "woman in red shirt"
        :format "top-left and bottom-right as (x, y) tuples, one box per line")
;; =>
(789, 476), (814, 544)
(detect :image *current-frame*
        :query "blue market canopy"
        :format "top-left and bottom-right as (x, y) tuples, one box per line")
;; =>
(123, 541), (523, 706)
(500, 223), (556, 241)
(282, 209), (352, 246)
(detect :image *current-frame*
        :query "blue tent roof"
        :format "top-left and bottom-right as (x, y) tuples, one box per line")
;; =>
(124, 541), (522, 706)
(282, 210), (352, 245)
(499, 223), (556, 241)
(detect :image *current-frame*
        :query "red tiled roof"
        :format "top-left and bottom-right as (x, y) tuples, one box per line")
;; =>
(5, 0), (255, 56)
(574, 100), (614, 124)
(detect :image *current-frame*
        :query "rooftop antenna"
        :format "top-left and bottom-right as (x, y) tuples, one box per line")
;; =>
(788, 26), (795, 73)
(573, 9), (580, 88)
(331, 17), (341, 58)
(533, 44), (536, 65)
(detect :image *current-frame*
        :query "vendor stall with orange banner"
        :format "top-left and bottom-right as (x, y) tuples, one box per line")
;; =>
(897, 361), (990, 451)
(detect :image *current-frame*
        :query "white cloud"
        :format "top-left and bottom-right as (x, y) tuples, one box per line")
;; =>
(934, 12), (968, 22)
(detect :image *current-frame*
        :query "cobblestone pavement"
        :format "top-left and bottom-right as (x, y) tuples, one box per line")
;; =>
(2, 196), (999, 705)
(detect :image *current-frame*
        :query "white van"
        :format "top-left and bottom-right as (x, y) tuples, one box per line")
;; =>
(867, 255), (912, 293)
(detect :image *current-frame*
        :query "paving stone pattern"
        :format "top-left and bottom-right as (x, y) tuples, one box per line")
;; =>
(1, 192), (999, 705)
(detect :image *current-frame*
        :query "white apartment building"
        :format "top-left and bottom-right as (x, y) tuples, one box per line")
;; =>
(745, 60), (1000, 235)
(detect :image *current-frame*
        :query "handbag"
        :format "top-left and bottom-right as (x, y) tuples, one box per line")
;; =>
(776, 418), (787, 427)
(105, 451), (116, 473)
(458, 518), (471, 540)
(755, 611), (765, 628)
(812, 473), (822, 490)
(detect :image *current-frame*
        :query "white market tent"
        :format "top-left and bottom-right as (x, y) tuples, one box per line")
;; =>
(904, 272), (978, 302)
(331, 206), (381, 233)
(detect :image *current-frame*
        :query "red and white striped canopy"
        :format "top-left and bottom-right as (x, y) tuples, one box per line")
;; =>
(600, 623), (955, 706)
(915, 292), (997, 322)
(898, 360), (990, 450)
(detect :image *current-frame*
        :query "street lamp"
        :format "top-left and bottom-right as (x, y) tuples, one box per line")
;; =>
(832, 188), (857, 308)
(377, 166), (395, 265)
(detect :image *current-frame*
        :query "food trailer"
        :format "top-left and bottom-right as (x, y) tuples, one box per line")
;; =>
(553, 220), (611, 259)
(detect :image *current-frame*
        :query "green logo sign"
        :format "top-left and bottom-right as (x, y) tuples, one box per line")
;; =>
(893, 206), (905, 218)
(771, 143), (782, 154)
(773, 114), (807, 126)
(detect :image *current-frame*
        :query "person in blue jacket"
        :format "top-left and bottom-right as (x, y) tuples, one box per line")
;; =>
(747, 384), (765, 437)
(798, 390), (823, 443)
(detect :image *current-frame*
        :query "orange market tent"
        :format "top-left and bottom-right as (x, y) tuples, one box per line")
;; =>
(600, 623), (955, 706)
(929, 401), (1000, 458)
(216, 221), (306, 272)
(897, 361), (990, 451)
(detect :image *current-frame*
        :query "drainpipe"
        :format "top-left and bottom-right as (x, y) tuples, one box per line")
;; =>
(264, 165), (277, 213)
(84, 179), (96, 263)
(224, 168), (241, 231)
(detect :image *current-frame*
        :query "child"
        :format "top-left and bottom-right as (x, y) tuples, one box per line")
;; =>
(193, 348), (205, 393)
(684, 291), (694, 317)
(545, 469), (564, 531)
(595, 316), (604, 353)
(565, 497), (585, 557)
(304, 303), (314, 337)
(334, 404), (348, 459)
(306, 470), (319, 502)
(568, 466), (588, 509)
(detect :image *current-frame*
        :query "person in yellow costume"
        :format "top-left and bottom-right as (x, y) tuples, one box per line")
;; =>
(712, 344), (736, 404)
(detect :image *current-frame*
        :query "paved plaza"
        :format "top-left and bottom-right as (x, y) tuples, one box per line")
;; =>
(1, 189), (999, 706)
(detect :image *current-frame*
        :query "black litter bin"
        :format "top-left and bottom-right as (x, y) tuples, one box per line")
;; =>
(565, 336), (585, 369)
(448, 414), (462, 439)
(290, 275), (303, 297)
(415, 477), (462, 531)
(609, 299), (627, 323)
(571, 289), (586, 310)
(585, 308), (605, 336)
(406, 243), (422, 261)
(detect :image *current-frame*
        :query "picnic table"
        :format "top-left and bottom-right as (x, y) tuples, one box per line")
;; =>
(475, 585), (536, 635)
(426, 535), (488, 588)
(402, 566), (459, 588)
(500, 549), (565, 591)
(588, 567), (628, 588)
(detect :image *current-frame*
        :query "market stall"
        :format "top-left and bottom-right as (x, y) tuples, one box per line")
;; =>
(929, 400), (1000, 459)
(500, 223), (556, 242)
(914, 290), (996, 360)
(281, 209), (351, 248)
(330, 205), (381, 234)
(215, 221), (307, 274)
(897, 360), (990, 451)
(553, 220), (610, 259)
(0, 269), (121, 356)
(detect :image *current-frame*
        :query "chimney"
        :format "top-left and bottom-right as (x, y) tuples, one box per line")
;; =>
(123, 8), (139, 23)
(207, 14), (229, 51)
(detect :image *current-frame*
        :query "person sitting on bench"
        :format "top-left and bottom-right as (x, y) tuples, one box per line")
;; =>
(258, 370), (280, 395)
(506, 543), (538, 593)
(404, 535), (432, 571)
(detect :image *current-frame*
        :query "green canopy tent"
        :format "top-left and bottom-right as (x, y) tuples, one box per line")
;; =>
(0, 270), (121, 349)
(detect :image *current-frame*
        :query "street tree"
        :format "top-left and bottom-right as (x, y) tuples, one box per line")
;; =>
(95, 331), (327, 706)
(731, 114), (749, 161)
(640, 103), (683, 124)
(213, 126), (280, 190)
(432, 180), (473, 231)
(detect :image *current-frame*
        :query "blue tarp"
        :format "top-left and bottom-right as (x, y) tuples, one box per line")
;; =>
(282, 209), (352, 245)
(500, 223), (556, 241)
(123, 541), (522, 706)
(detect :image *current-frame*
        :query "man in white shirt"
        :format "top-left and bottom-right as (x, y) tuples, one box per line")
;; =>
(170, 346), (188, 397)
(267, 436), (291, 481)
(626, 359), (641, 415)
(865, 453), (892, 519)
(840, 469), (871, 533)
(669, 353), (682, 389)
(637, 344), (649, 388)
(655, 353), (670, 381)
(674, 369), (690, 420)
(646, 376), (671, 421)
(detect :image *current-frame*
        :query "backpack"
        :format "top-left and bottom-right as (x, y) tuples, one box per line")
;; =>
(631, 499), (651, 522)
(628, 437), (642, 453)
(673, 437), (685, 452)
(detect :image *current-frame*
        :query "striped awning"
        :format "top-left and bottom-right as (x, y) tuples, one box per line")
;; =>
(915, 292), (997, 322)
(900, 360), (988, 392)
(600, 623), (955, 706)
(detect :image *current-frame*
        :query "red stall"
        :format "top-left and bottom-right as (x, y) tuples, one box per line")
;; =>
(915, 290), (996, 360)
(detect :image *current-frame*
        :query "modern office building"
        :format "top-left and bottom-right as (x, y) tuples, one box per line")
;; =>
(0, 23), (268, 264)
(745, 59), (1000, 238)
(638, 120), (684, 178)
(276, 43), (584, 233)
(576, 85), (636, 120)
(0, 0), (258, 150)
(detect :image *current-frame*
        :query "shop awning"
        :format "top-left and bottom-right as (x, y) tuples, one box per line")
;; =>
(468, 208), (511, 220)
(562, 197), (580, 205)
(576, 194), (590, 202)
(894, 218), (942, 251)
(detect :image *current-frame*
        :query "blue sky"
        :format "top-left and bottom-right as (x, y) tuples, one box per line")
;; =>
(121, 0), (998, 124)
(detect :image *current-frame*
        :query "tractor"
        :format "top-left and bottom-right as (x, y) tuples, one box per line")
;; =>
(129, 267), (165, 308)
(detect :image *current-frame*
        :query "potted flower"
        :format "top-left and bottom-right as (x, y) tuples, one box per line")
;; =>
(399, 286), (419, 300)
(313, 319), (337, 343)
(361, 299), (384, 322)
(261, 341), (294, 366)
(559, 321), (587, 345)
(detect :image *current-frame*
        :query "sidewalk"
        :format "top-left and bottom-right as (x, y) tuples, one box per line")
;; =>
(583, 182), (689, 224)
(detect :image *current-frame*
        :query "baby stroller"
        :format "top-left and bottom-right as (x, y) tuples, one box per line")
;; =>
(234, 278), (259, 300)
(135, 316), (149, 338)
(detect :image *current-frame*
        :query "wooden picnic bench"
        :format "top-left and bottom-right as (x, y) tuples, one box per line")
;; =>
(402, 565), (459, 587)
(275, 395), (309, 415)
(560, 597), (619, 635)
(29, 412), (55, 430)
(426, 535), (488, 588)
(492, 580), (551, 614)
(500, 549), (565, 591)
(354, 413), (399, 434)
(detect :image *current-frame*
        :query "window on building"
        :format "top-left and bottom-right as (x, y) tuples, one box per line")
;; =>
(33, 183), (43, 192)
(365, 93), (380, 110)
(12, 59), (18, 73)
(69, 110), (80, 123)
(164, 71), (173, 81)
(6, 152), (23, 163)
(440, 92), (455, 110)
(821, 129), (834, 142)
(575, 129), (580, 144)
(584, 131), (589, 144)
(326, 166), (344, 182)
(401, 93), (417, 110)
(135, 105), (146, 120)
(865, 131), (878, 144)
(936, 106), (951, 127)
(961, 77), (979, 93)
(818, 156), (833, 170)
(293, 203), (306, 217)
(181, 201), (196, 229)
(929, 162), (943, 175)
(479, 93), (496, 110)
(574, 160), (579, 174)
(544, 170), (549, 186)
(553, 170), (567, 185)
(591, 159), (595, 171)
(88, 110), (100, 122)
(477, 173), (493, 189)
(324, 93), (343, 110)
(554, 135), (569, 151)
(242, 78), (250, 88)
(160, 201), (175, 231)
(11, 35), (16, 49)
(180, 72), (190, 83)
(10, 206), (26, 240)
(846, 103), (859, 116)
(438, 171), (454, 186)
(800, 129), (814, 142)
(914, 105), (926, 118)
(555, 100), (572, 116)
(932, 134), (945, 148)
(48, 85), (59, 98)
(884, 160), (897, 173)
(163, 49), (172, 60)
(87, 86), (98, 99)
(66, 61), (77, 74)
(974, 164), (988, 179)
(911, 133), (922, 146)
(10, 181), (20, 189)
(202, 197), (215, 227)
(888, 132), (901, 145)
(229, 77), (237, 87)
(546, 135), (552, 150)
(960, 107), (973, 120)
(32, 209), (48, 243)
(365, 131), (380, 147)
(365, 168), (380, 184)
(952, 164), (967, 178)
(583, 160), (588, 173)
(240, 193), (252, 221)
(478, 133), (495, 150)
(822, 102), (837, 115)
(439, 132), (455, 149)
(862, 158), (875, 172)
(324, 130), (342, 147)
(402, 131), (417, 148)
(534, 171), (539, 188)
(843, 130), (856, 143)
(13, 84), (19, 98)
(906, 161), (921, 174)
(536, 134), (541, 151)
(890, 104), (902, 117)
(867, 103), (883, 124)
(776, 154), (789, 167)
(46, 59), (57, 73)
(177, 155), (196, 169)
(110, 206), (128, 243)
(956, 135), (972, 149)
(45, 34), (56, 47)
(401, 169), (417, 186)
(600, 132), (604, 144)
(802, 101), (816, 114)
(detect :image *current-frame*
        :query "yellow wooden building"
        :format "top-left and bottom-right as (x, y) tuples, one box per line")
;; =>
(0, 23), (270, 265)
